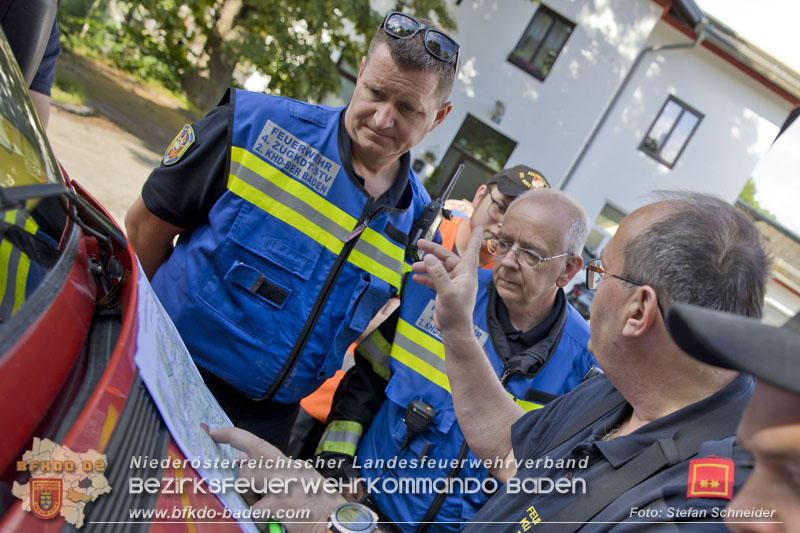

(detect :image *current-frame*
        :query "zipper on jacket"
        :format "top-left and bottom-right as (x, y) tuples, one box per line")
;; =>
(261, 199), (387, 402)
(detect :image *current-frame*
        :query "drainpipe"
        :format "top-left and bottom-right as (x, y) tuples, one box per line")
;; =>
(558, 22), (707, 191)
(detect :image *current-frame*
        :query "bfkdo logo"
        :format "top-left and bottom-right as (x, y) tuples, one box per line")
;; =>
(30, 479), (62, 519)
(12, 438), (111, 528)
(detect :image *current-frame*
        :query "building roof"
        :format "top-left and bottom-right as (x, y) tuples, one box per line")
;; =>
(662, 0), (800, 104)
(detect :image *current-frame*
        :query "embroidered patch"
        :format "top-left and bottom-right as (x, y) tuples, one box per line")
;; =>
(163, 124), (195, 165)
(686, 457), (734, 500)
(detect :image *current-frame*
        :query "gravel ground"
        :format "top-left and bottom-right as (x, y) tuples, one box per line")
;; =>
(48, 105), (162, 230)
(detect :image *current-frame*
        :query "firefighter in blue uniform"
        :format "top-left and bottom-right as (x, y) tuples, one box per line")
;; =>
(316, 189), (597, 531)
(125, 12), (458, 448)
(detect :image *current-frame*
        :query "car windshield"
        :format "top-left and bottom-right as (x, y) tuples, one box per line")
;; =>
(0, 30), (67, 325)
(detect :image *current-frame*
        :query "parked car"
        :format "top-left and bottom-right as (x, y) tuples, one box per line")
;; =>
(0, 16), (239, 532)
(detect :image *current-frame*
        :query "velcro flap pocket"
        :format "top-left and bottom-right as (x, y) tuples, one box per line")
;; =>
(225, 261), (291, 309)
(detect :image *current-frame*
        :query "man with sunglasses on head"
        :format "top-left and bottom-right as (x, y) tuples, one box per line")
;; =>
(313, 188), (595, 531)
(125, 11), (457, 450)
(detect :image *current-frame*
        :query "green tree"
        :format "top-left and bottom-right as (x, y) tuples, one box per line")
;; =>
(739, 177), (775, 219)
(59, 0), (455, 110)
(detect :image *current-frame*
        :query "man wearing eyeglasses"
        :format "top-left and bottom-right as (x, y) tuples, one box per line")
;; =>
(208, 192), (768, 531)
(414, 191), (768, 531)
(439, 165), (550, 268)
(313, 188), (595, 531)
(125, 11), (457, 449)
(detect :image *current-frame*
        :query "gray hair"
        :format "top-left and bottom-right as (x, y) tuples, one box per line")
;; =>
(622, 191), (769, 318)
(367, 18), (456, 103)
(507, 188), (588, 257)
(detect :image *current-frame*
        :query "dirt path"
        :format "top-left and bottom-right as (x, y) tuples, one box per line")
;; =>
(47, 52), (202, 228)
(48, 106), (161, 227)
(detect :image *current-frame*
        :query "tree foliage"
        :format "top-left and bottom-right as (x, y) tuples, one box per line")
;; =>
(58, 0), (455, 110)
(739, 177), (775, 219)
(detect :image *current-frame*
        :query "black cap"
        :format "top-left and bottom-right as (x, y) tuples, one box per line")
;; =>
(487, 165), (549, 198)
(666, 303), (800, 394)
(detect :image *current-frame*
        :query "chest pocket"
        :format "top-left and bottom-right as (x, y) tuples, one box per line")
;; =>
(198, 201), (323, 345)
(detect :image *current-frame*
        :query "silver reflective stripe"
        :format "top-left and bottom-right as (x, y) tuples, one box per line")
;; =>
(315, 420), (363, 456)
(392, 329), (447, 375)
(231, 159), (350, 241)
(356, 331), (391, 381)
(353, 236), (404, 275)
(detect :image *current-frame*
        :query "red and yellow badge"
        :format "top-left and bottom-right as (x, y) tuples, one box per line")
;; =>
(30, 478), (62, 519)
(163, 124), (195, 165)
(519, 170), (550, 191)
(686, 457), (734, 500)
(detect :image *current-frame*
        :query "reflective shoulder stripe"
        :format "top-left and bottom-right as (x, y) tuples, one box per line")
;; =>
(228, 146), (407, 289)
(391, 318), (450, 392)
(356, 330), (392, 381)
(511, 394), (544, 412)
(315, 420), (364, 457)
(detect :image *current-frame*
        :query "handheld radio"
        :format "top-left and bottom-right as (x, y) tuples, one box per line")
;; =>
(407, 163), (465, 262)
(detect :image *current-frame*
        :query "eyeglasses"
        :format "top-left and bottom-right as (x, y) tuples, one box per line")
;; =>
(486, 237), (569, 269)
(486, 187), (510, 223)
(585, 258), (664, 314)
(382, 12), (460, 63)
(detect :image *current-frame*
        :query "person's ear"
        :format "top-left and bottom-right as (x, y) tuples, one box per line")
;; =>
(357, 56), (367, 79)
(429, 101), (452, 131)
(471, 185), (488, 208)
(621, 286), (659, 338)
(556, 256), (583, 288)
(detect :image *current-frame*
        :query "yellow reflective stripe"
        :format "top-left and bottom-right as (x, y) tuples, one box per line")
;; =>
(229, 147), (407, 289)
(23, 213), (39, 234)
(513, 396), (544, 412)
(396, 318), (445, 358)
(315, 420), (364, 457)
(12, 250), (30, 314)
(356, 330), (392, 381)
(231, 147), (355, 228)
(0, 237), (11, 307)
(0, 211), (17, 309)
(349, 248), (401, 289)
(352, 228), (406, 288)
(391, 342), (451, 392)
(228, 175), (346, 256)
(392, 319), (450, 391)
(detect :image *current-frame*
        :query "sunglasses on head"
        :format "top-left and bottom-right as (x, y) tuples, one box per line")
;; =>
(381, 11), (460, 64)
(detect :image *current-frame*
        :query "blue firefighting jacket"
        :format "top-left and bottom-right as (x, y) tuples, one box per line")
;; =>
(151, 90), (430, 403)
(320, 270), (595, 531)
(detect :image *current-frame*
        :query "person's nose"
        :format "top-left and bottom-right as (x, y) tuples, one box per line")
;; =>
(499, 246), (520, 269)
(373, 102), (395, 129)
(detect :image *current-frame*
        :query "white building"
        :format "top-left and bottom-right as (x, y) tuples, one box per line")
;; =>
(400, 0), (800, 252)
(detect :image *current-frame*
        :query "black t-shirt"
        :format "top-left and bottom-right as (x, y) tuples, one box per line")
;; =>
(142, 96), (412, 229)
(496, 288), (565, 355)
(142, 101), (231, 229)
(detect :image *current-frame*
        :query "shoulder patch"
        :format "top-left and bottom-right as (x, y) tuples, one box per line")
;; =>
(163, 124), (196, 165)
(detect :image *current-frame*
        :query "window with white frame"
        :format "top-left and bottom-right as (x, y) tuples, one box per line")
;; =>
(640, 95), (703, 168)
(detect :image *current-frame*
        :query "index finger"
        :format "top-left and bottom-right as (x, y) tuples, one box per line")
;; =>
(209, 426), (270, 457)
